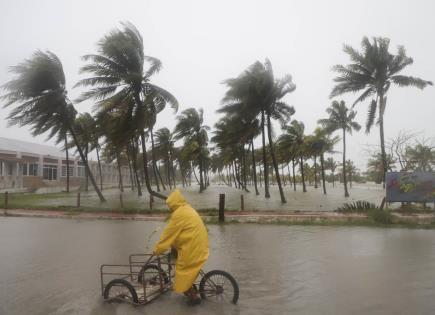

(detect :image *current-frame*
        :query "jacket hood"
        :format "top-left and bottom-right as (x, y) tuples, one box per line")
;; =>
(166, 189), (188, 212)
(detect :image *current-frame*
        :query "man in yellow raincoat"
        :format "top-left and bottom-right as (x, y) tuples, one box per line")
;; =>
(153, 189), (209, 304)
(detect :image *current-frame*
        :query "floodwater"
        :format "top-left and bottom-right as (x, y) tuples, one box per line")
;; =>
(34, 183), (384, 211)
(1, 218), (435, 314)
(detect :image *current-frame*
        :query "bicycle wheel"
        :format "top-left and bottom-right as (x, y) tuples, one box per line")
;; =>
(137, 264), (169, 285)
(199, 270), (239, 304)
(103, 279), (138, 304)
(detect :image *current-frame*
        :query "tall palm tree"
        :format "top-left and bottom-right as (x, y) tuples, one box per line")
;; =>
(1, 51), (105, 201)
(318, 100), (361, 197)
(174, 108), (210, 192)
(324, 157), (338, 187)
(282, 120), (307, 192)
(331, 37), (432, 186)
(219, 59), (295, 203)
(76, 22), (177, 200)
(310, 128), (339, 194)
(154, 127), (177, 188)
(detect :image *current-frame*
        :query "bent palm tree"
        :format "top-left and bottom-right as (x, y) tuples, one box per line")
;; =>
(331, 37), (432, 186)
(1, 51), (105, 201)
(76, 22), (177, 200)
(318, 100), (361, 197)
(174, 108), (210, 192)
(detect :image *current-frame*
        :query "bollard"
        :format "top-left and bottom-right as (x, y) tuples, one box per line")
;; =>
(149, 195), (154, 210)
(119, 193), (124, 209)
(77, 192), (81, 208)
(240, 195), (244, 211)
(4, 191), (8, 215)
(218, 194), (225, 223)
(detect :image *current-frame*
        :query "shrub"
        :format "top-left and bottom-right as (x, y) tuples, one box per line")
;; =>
(368, 209), (392, 224)
(336, 200), (378, 213)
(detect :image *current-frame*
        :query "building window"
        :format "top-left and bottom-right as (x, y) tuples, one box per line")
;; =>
(77, 166), (85, 177)
(43, 165), (57, 180)
(61, 166), (74, 177)
(23, 164), (28, 175)
(28, 164), (38, 176)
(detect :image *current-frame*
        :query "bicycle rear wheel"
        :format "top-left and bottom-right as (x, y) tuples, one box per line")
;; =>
(199, 270), (239, 304)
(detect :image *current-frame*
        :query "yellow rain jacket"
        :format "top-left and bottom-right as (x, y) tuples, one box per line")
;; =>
(153, 190), (209, 293)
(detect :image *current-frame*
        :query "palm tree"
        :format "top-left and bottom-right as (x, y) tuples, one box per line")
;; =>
(318, 100), (361, 197)
(76, 22), (177, 200)
(154, 127), (177, 188)
(331, 37), (432, 187)
(72, 113), (93, 192)
(344, 160), (358, 188)
(219, 59), (295, 203)
(324, 157), (338, 187)
(282, 120), (307, 192)
(1, 51), (105, 201)
(310, 128), (339, 194)
(174, 108), (210, 192)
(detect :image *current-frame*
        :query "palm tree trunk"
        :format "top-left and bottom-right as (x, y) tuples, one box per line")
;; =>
(287, 163), (292, 188)
(292, 158), (296, 191)
(156, 162), (166, 191)
(314, 156), (318, 188)
(192, 164), (200, 185)
(166, 159), (172, 190)
(234, 160), (241, 189)
(300, 156), (307, 192)
(130, 141), (142, 196)
(267, 114), (286, 203)
(150, 128), (162, 192)
(65, 135), (70, 193)
(231, 162), (238, 188)
(68, 127), (105, 202)
(250, 140), (259, 195)
(342, 128), (349, 197)
(126, 149), (135, 190)
(261, 111), (270, 198)
(320, 153), (326, 195)
(170, 150), (176, 188)
(242, 148), (249, 192)
(280, 165), (285, 186)
(85, 145), (89, 192)
(379, 92), (387, 189)
(116, 154), (124, 192)
(259, 167), (262, 187)
(140, 132), (167, 200)
(198, 154), (205, 192)
(96, 143), (103, 191)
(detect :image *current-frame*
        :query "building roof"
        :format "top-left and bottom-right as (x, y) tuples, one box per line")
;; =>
(0, 137), (65, 158)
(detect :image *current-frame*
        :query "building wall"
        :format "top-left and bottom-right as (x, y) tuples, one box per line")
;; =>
(0, 149), (131, 191)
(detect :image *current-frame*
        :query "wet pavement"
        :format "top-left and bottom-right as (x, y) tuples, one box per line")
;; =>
(1, 217), (435, 314)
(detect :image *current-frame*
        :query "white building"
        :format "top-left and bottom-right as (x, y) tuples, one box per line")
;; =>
(0, 137), (131, 191)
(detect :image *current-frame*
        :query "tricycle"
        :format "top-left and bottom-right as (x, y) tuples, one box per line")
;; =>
(100, 253), (239, 305)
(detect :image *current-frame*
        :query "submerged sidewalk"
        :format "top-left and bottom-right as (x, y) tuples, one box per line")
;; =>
(1, 208), (434, 225)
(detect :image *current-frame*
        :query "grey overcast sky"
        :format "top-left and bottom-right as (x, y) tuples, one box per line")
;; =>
(0, 0), (434, 170)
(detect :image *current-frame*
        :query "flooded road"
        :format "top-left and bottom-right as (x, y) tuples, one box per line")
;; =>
(1, 217), (435, 314)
